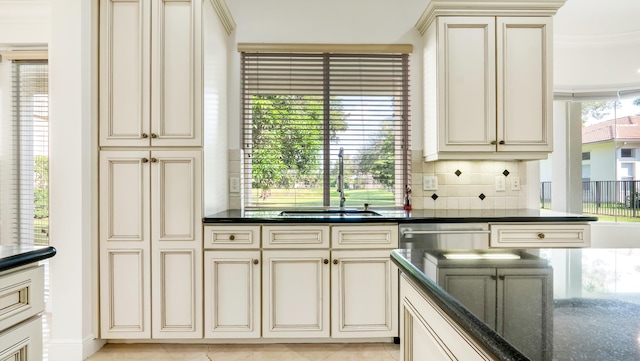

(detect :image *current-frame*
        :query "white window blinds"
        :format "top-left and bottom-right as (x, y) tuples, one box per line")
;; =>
(241, 52), (410, 208)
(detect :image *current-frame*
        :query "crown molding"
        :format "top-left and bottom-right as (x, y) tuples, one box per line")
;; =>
(415, 0), (567, 35)
(209, 0), (236, 35)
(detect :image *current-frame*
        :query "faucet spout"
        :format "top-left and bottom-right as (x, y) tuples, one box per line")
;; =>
(337, 147), (345, 209)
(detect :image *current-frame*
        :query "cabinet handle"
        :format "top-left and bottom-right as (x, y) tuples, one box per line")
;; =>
(141, 158), (149, 163)
(323, 259), (329, 265)
(490, 275), (497, 280)
(490, 140), (497, 145)
(499, 140), (505, 145)
(333, 259), (339, 265)
(498, 275), (505, 280)
(538, 233), (545, 239)
(151, 158), (158, 163)
(253, 259), (259, 265)
(141, 133), (148, 138)
(229, 235), (235, 240)
(151, 133), (158, 138)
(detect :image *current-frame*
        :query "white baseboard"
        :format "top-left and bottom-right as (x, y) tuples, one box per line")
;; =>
(48, 334), (106, 361)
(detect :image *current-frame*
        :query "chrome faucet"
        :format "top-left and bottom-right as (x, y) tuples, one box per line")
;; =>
(337, 147), (345, 210)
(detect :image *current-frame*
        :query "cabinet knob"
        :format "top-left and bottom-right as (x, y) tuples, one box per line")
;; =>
(141, 133), (148, 139)
(323, 259), (329, 265)
(229, 234), (235, 240)
(538, 233), (545, 239)
(333, 259), (339, 265)
(499, 140), (505, 145)
(253, 259), (259, 265)
(490, 140), (497, 145)
(141, 158), (149, 163)
(151, 158), (158, 163)
(151, 133), (158, 138)
(490, 275), (497, 280)
(499, 275), (505, 280)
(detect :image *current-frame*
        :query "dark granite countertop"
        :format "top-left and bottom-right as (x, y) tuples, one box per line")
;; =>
(204, 208), (597, 224)
(0, 245), (56, 272)
(392, 248), (640, 361)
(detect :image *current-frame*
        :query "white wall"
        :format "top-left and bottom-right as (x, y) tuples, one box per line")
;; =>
(0, 0), (50, 46)
(203, 0), (233, 214)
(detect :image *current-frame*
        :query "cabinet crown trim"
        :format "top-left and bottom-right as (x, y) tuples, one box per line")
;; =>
(209, 0), (236, 35)
(415, 0), (567, 35)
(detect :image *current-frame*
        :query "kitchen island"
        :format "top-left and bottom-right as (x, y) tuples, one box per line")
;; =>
(0, 244), (56, 360)
(392, 248), (640, 361)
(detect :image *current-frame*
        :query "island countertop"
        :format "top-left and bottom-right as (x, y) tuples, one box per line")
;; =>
(392, 248), (640, 361)
(204, 208), (597, 224)
(0, 245), (57, 272)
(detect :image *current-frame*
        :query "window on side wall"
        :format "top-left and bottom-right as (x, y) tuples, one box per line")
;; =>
(240, 51), (411, 208)
(0, 58), (49, 245)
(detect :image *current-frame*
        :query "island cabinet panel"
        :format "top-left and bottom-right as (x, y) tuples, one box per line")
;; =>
(262, 250), (330, 338)
(400, 275), (495, 361)
(100, 0), (202, 147)
(331, 250), (398, 338)
(0, 315), (43, 360)
(204, 250), (261, 338)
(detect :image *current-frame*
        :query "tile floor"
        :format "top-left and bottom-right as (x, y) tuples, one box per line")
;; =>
(85, 343), (400, 361)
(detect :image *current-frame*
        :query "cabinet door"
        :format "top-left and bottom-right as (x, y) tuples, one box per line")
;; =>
(331, 250), (398, 338)
(436, 17), (496, 153)
(496, 17), (553, 153)
(150, 0), (202, 146)
(204, 251), (261, 338)
(497, 267), (553, 361)
(99, 151), (151, 338)
(99, 0), (151, 147)
(262, 250), (330, 338)
(438, 268), (496, 329)
(151, 150), (202, 338)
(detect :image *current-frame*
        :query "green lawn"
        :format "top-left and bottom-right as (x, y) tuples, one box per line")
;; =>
(249, 187), (396, 208)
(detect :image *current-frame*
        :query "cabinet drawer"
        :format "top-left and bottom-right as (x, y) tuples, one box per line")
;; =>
(331, 224), (398, 249)
(0, 314), (42, 360)
(262, 225), (330, 249)
(0, 265), (44, 333)
(204, 225), (260, 249)
(490, 223), (590, 248)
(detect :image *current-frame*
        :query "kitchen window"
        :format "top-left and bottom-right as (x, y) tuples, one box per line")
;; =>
(240, 49), (410, 208)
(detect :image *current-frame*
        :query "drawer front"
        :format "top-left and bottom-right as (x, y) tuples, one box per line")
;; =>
(331, 224), (398, 249)
(204, 225), (260, 249)
(0, 315), (42, 360)
(490, 223), (591, 248)
(0, 265), (44, 333)
(262, 225), (330, 249)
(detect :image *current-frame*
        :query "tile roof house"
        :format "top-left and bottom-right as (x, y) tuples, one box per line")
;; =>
(582, 116), (640, 182)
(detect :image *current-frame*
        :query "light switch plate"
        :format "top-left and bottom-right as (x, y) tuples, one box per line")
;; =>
(230, 177), (240, 193)
(495, 176), (506, 192)
(511, 176), (521, 191)
(423, 176), (438, 191)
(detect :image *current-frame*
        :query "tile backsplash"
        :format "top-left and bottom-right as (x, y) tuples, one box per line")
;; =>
(410, 150), (527, 209)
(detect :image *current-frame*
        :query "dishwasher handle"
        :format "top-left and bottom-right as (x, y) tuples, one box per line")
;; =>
(401, 229), (491, 236)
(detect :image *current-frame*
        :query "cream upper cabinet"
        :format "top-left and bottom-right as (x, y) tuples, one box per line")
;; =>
(423, 16), (553, 161)
(99, 0), (202, 147)
(100, 150), (202, 339)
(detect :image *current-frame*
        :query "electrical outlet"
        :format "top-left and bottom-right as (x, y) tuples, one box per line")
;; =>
(511, 176), (521, 191)
(230, 177), (240, 193)
(423, 176), (438, 191)
(495, 176), (506, 192)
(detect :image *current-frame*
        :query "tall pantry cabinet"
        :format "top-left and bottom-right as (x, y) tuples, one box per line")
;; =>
(98, 0), (203, 339)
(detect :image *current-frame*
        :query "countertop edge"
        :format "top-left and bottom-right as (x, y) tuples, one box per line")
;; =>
(0, 246), (57, 273)
(391, 250), (529, 361)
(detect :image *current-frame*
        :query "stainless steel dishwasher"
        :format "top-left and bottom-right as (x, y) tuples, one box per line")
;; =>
(399, 223), (491, 269)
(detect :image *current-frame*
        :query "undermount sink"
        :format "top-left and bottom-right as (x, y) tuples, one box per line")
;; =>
(278, 209), (382, 217)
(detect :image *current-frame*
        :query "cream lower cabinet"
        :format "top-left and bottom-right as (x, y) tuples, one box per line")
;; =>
(100, 150), (202, 339)
(204, 250), (261, 338)
(262, 249), (331, 338)
(331, 250), (398, 338)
